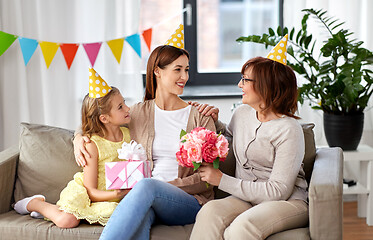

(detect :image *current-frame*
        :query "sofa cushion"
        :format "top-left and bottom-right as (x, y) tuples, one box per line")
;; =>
(0, 210), (193, 240)
(301, 123), (316, 184)
(14, 123), (81, 204)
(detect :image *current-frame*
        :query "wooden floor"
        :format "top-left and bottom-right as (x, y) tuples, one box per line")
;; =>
(344, 201), (373, 239)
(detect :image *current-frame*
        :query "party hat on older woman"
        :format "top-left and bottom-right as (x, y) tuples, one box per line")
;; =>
(266, 34), (288, 65)
(89, 68), (112, 98)
(165, 24), (184, 49)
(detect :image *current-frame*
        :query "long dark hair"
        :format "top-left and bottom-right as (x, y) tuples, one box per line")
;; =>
(144, 45), (189, 101)
(241, 57), (299, 119)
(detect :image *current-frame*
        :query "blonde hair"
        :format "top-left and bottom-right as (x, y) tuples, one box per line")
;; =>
(81, 87), (120, 137)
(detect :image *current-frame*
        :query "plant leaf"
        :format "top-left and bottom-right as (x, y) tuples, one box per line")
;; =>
(180, 129), (187, 139)
(193, 162), (201, 171)
(213, 158), (220, 169)
(269, 28), (275, 36)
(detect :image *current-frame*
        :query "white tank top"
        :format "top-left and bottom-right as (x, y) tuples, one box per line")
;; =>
(151, 104), (191, 182)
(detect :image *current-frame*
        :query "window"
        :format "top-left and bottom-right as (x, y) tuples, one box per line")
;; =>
(139, 0), (283, 97)
(184, 0), (283, 87)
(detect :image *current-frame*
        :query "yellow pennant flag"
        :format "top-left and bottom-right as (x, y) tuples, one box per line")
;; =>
(40, 41), (60, 68)
(107, 38), (124, 64)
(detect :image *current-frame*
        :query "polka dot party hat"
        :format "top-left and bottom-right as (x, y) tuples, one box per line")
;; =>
(89, 68), (112, 98)
(266, 34), (288, 65)
(165, 24), (184, 49)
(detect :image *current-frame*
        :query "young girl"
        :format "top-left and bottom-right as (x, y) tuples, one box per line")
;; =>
(13, 68), (131, 228)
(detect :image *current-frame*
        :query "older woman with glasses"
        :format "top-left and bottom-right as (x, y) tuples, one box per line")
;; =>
(190, 37), (309, 239)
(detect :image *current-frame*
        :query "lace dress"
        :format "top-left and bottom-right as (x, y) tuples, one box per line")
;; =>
(56, 127), (130, 226)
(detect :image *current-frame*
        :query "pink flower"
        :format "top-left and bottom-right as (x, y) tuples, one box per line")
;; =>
(202, 142), (219, 163)
(184, 138), (203, 164)
(176, 127), (229, 170)
(176, 145), (193, 168)
(216, 135), (229, 160)
(191, 127), (205, 134)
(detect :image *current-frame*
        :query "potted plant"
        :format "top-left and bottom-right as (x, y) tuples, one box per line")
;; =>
(236, 8), (373, 150)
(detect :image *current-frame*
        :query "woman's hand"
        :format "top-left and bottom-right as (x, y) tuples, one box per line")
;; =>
(115, 189), (130, 199)
(198, 162), (223, 186)
(73, 134), (91, 167)
(188, 101), (219, 122)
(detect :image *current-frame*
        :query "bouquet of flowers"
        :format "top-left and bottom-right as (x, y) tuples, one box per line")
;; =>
(176, 127), (229, 171)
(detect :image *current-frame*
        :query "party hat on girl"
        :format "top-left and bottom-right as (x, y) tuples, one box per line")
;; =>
(89, 68), (112, 98)
(165, 24), (184, 49)
(266, 34), (288, 65)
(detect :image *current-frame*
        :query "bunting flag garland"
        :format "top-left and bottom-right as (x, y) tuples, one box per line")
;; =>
(0, 31), (18, 56)
(142, 28), (152, 52)
(40, 41), (60, 68)
(125, 33), (141, 58)
(107, 38), (124, 64)
(83, 42), (102, 67)
(18, 37), (39, 66)
(60, 43), (79, 69)
(0, 12), (194, 69)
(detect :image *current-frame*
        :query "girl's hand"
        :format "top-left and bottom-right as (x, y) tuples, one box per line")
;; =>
(198, 162), (223, 186)
(115, 189), (130, 199)
(73, 134), (91, 167)
(188, 101), (219, 122)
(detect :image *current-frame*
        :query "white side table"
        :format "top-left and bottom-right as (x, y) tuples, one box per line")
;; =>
(343, 144), (373, 226)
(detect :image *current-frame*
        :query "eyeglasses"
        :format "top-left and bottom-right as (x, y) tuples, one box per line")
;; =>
(240, 76), (255, 85)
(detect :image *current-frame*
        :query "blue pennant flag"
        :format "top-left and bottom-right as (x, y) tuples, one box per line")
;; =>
(18, 37), (39, 66)
(125, 33), (141, 58)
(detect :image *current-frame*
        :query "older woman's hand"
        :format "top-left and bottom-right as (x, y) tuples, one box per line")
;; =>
(198, 162), (223, 186)
(188, 101), (219, 122)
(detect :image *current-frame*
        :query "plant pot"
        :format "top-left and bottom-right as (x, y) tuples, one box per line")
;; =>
(323, 112), (364, 151)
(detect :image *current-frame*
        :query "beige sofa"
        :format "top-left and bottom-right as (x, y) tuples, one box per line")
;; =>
(0, 122), (343, 240)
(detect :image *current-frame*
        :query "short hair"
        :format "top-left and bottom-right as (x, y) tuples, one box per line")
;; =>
(81, 87), (121, 137)
(241, 56), (299, 119)
(144, 45), (189, 101)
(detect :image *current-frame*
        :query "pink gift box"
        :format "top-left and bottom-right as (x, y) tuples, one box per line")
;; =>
(105, 161), (151, 190)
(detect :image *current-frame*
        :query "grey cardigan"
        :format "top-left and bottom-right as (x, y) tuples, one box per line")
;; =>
(216, 105), (308, 205)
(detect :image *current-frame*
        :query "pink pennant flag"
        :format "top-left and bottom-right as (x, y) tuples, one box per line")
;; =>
(83, 42), (102, 67)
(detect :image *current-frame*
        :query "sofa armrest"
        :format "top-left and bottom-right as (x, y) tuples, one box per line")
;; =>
(0, 145), (19, 214)
(308, 147), (343, 240)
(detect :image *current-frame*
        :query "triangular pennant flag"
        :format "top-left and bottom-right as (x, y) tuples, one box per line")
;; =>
(83, 42), (102, 67)
(142, 28), (152, 52)
(60, 43), (79, 70)
(0, 31), (18, 56)
(18, 37), (39, 66)
(125, 33), (141, 58)
(39, 41), (60, 69)
(107, 38), (124, 64)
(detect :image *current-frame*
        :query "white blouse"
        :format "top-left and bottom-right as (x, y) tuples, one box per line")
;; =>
(151, 104), (191, 182)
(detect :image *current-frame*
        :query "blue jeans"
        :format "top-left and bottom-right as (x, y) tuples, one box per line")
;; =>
(99, 178), (201, 240)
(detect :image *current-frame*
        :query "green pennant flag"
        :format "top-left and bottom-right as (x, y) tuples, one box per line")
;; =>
(0, 31), (18, 56)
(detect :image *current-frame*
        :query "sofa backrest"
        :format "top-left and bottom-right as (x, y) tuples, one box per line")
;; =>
(14, 123), (79, 204)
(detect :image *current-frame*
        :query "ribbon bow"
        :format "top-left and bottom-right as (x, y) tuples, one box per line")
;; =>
(117, 140), (147, 161)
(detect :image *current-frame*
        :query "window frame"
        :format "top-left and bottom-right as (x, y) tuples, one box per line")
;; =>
(183, 0), (284, 87)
